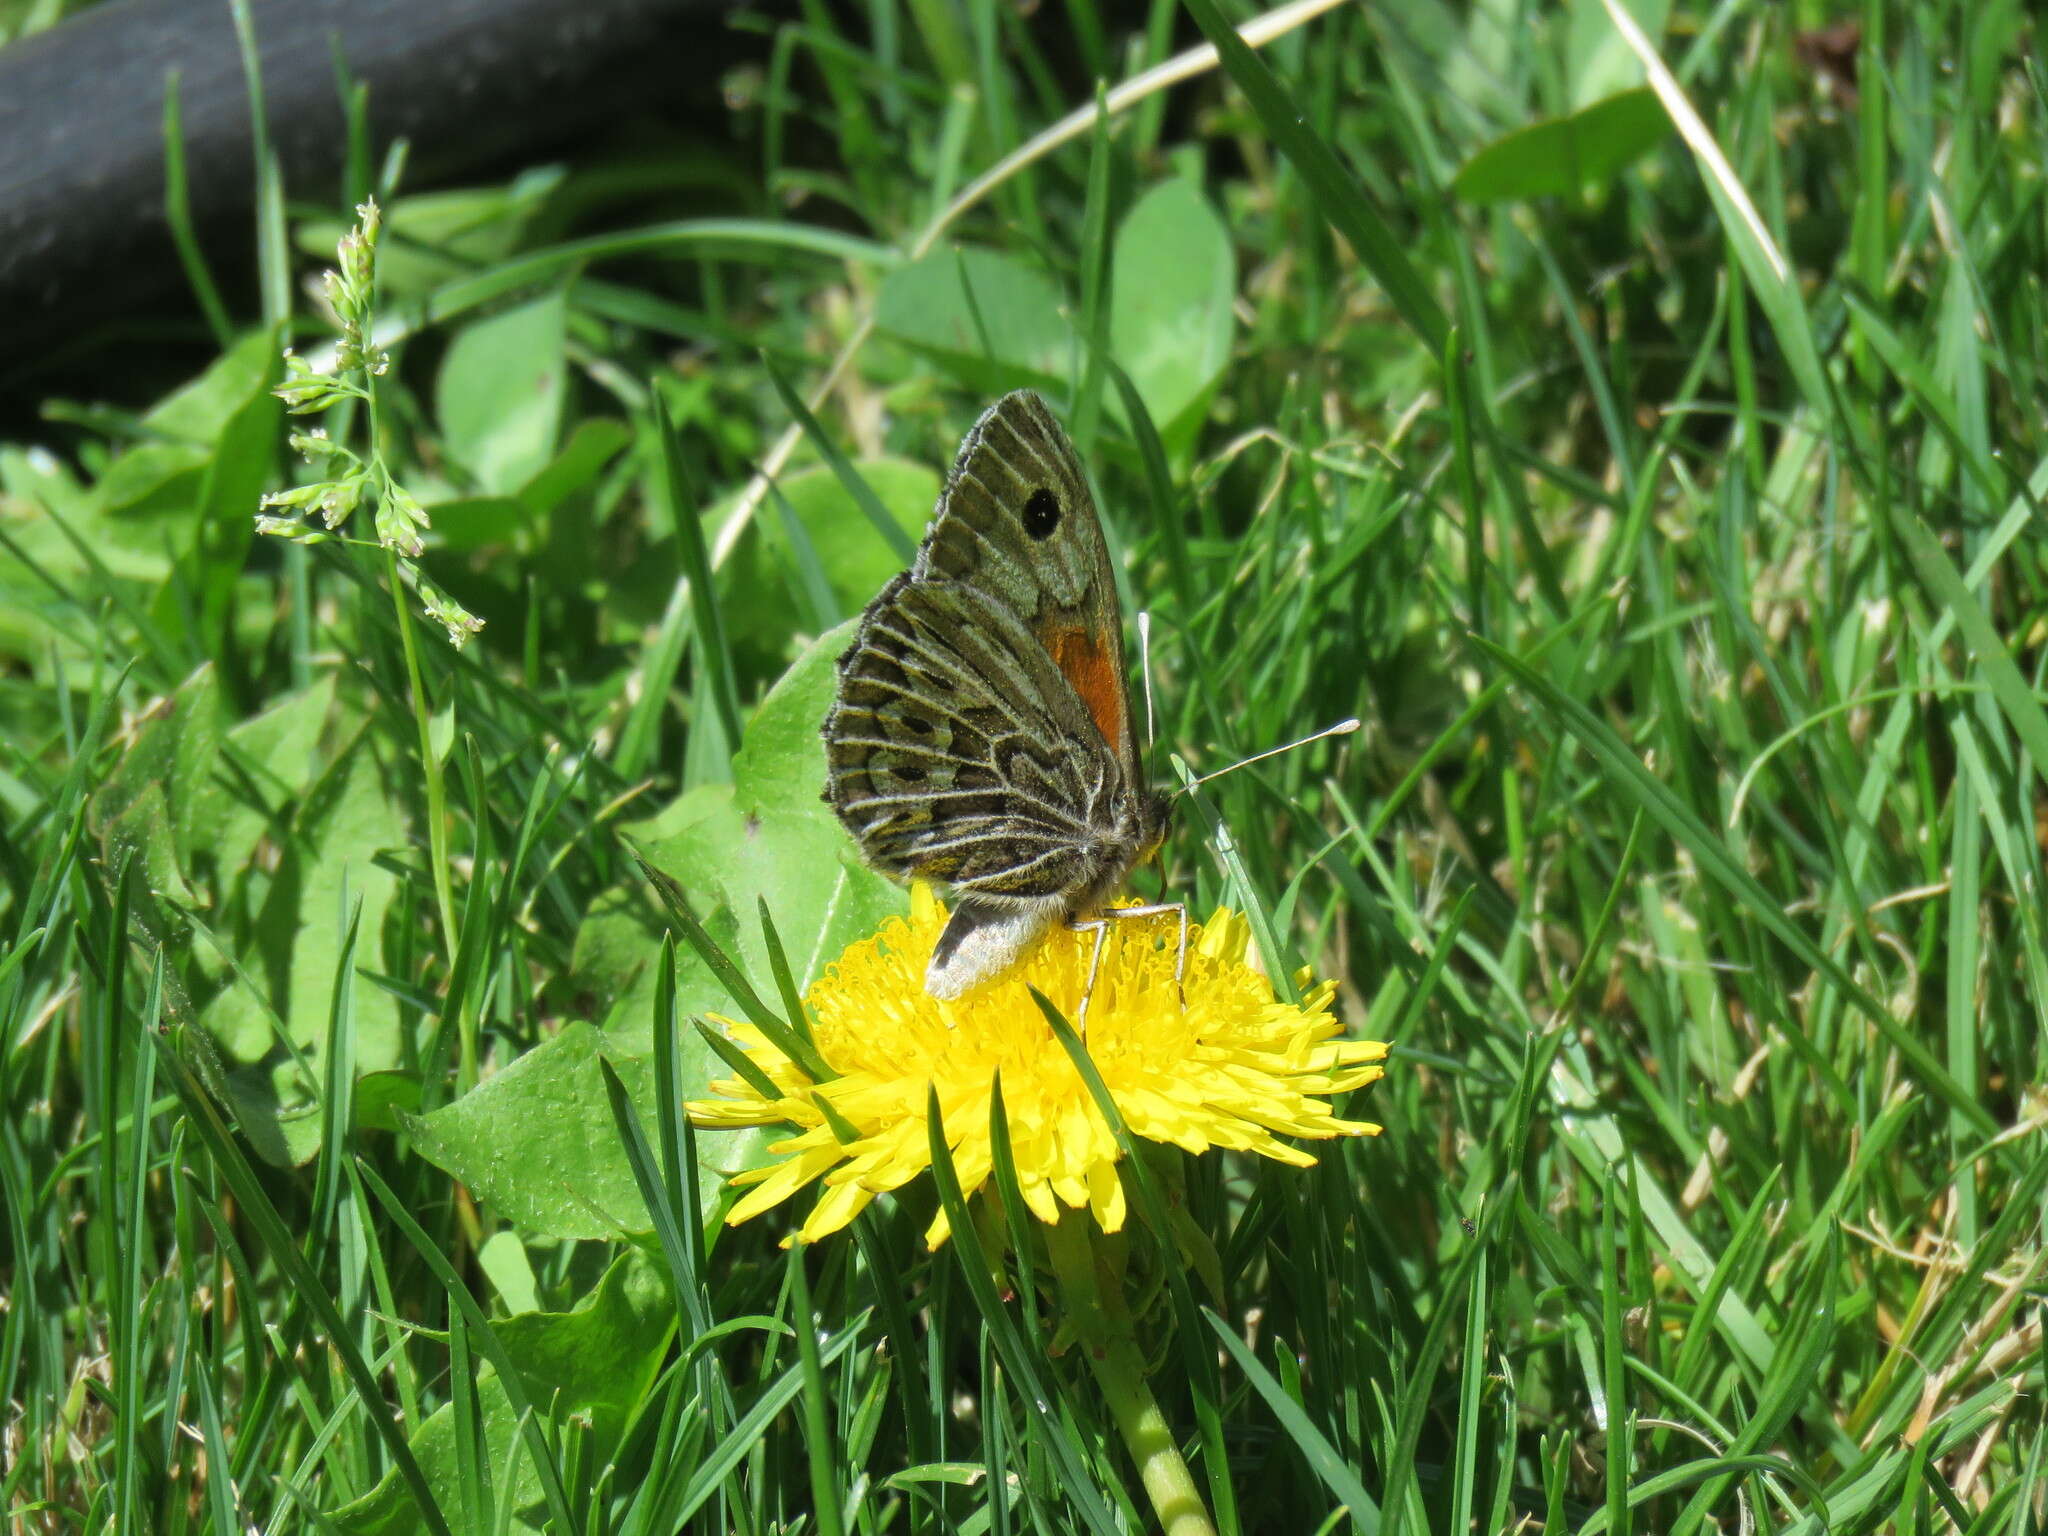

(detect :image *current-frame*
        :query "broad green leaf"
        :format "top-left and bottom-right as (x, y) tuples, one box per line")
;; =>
(477, 1230), (539, 1315)
(0, 334), (280, 622)
(1566, 0), (1669, 107)
(353, 1069), (422, 1134)
(568, 869), (733, 1050)
(295, 169), (566, 298)
(425, 418), (632, 553)
(183, 340), (282, 652)
(204, 729), (400, 1082)
(279, 734), (402, 1068)
(330, 1249), (674, 1535)
(719, 458), (937, 657)
(87, 663), (226, 901)
(417, 495), (532, 552)
(875, 246), (1073, 394)
(1452, 88), (1670, 204)
(644, 622), (905, 1000)
(143, 329), (279, 443)
(98, 443), (209, 518)
(0, 448), (174, 597)
(760, 457), (933, 604)
(405, 1021), (737, 1239)
(517, 415), (631, 516)
(436, 290), (569, 494)
(95, 782), (195, 909)
(191, 672), (339, 894)
(1110, 179), (1235, 449)
(728, 623), (853, 810)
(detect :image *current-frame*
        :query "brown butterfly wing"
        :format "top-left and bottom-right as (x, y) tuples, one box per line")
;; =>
(909, 391), (1143, 783)
(821, 391), (1153, 996)
(824, 576), (1119, 901)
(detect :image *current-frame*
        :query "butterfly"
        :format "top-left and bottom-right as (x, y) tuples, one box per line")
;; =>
(821, 390), (1178, 1001)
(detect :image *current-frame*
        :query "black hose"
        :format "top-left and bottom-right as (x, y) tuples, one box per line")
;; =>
(0, 0), (743, 391)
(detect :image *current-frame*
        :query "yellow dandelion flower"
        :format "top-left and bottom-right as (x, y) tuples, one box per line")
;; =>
(688, 887), (1389, 1248)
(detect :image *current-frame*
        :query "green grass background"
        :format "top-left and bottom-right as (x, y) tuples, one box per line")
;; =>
(4, 0), (2046, 1530)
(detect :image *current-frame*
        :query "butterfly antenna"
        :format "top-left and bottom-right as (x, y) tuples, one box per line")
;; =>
(1138, 610), (1159, 751)
(1174, 717), (1361, 797)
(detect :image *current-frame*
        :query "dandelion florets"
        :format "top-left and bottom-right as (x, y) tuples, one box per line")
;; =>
(688, 887), (1389, 1248)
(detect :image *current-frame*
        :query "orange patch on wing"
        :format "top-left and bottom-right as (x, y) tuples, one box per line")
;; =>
(1041, 624), (1126, 757)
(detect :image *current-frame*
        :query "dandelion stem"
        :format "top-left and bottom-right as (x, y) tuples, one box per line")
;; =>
(1045, 1217), (1217, 1536)
(1088, 1334), (1216, 1536)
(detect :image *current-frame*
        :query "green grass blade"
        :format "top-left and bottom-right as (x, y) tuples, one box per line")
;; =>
(1470, 632), (1991, 1134)
(1177, 0), (1447, 358)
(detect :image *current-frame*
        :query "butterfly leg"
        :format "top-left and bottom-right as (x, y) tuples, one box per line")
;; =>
(1074, 920), (1110, 1032)
(1064, 903), (1188, 1026)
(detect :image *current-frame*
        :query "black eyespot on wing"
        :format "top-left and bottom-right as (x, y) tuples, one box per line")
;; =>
(902, 714), (935, 736)
(892, 762), (929, 783)
(1021, 487), (1061, 540)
